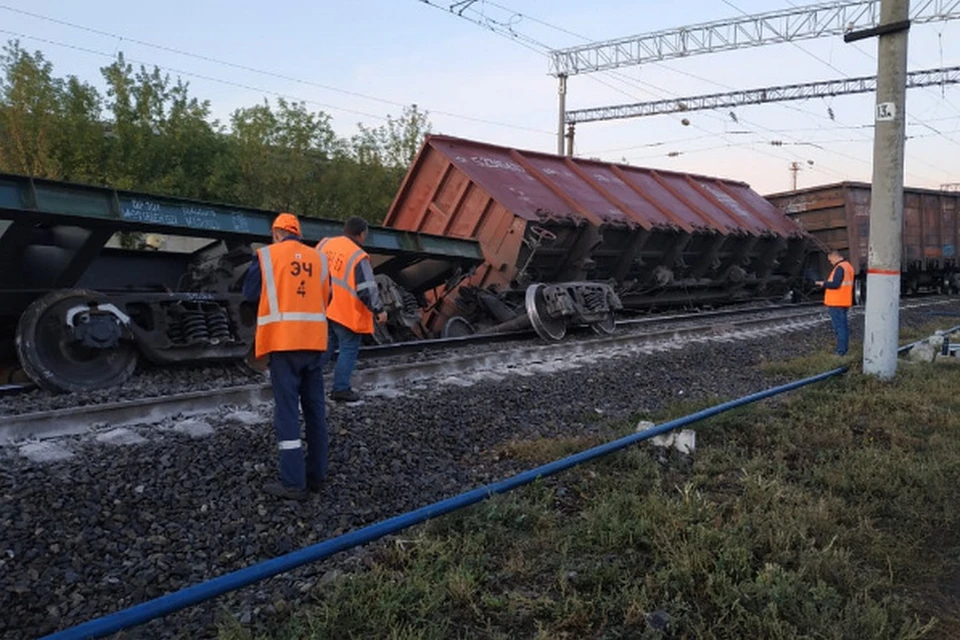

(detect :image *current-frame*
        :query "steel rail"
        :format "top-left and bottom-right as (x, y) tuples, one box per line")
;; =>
(2, 298), (952, 443)
(359, 300), (824, 360)
(1, 309), (831, 444)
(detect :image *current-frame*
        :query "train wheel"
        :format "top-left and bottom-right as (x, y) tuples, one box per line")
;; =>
(590, 313), (616, 336)
(525, 284), (566, 341)
(16, 289), (138, 393)
(441, 316), (475, 338)
(854, 278), (865, 306)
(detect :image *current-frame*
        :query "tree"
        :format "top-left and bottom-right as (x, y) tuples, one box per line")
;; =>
(0, 41), (67, 177)
(0, 38), (434, 225)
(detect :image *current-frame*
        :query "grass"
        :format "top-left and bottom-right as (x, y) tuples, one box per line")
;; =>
(220, 350), (960, 640)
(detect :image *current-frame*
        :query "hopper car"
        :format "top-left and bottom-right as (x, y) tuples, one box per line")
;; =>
(0, 172), (484, 392)
(767, 182), (960, 305)
(383, 135), (816, 340)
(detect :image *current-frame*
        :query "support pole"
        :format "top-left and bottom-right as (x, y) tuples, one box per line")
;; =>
(557, 74), (567, 155)
(862, 0), (910, 379)
(565, 123), (575, 156)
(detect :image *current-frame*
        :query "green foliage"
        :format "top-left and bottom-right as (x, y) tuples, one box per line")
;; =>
(0, 40), (431, 222)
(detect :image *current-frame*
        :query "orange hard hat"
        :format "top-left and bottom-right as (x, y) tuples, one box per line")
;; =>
(272, 212), (301, 236)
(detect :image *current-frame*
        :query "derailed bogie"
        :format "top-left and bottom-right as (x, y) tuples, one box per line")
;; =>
(441, 280), (621, 342)
(15, 288), (254, 392)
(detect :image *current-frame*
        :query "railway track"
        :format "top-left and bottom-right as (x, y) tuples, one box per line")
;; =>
(2, 298), (948, 445)
(5, 296), (960, 640)
(360, 299), (825, 360)
(0, 300), (827, 407)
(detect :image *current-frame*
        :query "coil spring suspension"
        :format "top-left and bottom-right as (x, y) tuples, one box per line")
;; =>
(582, 287), (606, 312)
(167, 319), (185, 344)
(181, 309), (210, 344)
(205, 305), (231, 344)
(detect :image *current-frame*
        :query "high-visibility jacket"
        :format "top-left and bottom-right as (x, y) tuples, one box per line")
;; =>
(255, 240), (330, 358)
(316, 235), (375, 335)
(824, 261), (854, 308)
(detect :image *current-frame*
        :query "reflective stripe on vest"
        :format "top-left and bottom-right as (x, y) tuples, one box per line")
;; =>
(329, 248), (368, 302)
(258, 246), (328, 326)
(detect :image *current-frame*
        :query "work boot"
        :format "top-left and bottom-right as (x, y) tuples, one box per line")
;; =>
(307, 478), (325, 493)
(263, 481), (308, 501)
(330, 389), (361, 403)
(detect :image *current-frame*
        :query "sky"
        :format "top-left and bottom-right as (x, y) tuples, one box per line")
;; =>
(1, 0), (958, 196)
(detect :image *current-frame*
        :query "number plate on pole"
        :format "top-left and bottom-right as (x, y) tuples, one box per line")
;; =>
(876, 102), (896, 121)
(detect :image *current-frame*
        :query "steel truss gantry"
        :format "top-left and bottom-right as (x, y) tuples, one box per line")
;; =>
(566, 65), (960, 123)
(549, 0), (960, 77)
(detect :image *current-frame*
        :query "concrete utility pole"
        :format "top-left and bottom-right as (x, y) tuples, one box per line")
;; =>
(557, 75), (567, 155)
(849, 0), (911, 379)
(790, 161), (801, 190)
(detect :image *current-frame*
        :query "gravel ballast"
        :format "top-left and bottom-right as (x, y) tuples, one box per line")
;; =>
(1, 302), (957, 639)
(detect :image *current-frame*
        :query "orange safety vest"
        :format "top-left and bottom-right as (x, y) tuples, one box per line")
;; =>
(824, 261), (854, 308)
(316, 235), (375, 335)
(255, 240), (330, 358)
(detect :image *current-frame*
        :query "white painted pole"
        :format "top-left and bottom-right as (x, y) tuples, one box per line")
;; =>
(557, 75), (567, 156)
(863, 0), (910, 379)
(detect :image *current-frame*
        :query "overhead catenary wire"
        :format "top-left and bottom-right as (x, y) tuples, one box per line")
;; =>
(0, 4), (556, 136)
(465, 0), (958, 185)
(721, 0), (960, 153)
(416, 0), (866, 183)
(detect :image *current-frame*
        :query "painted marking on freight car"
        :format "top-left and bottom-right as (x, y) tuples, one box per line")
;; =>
(230, 212), (251, 232)
(179, 206), (221, 230)
(122, 199), (179, 226)
(591, 173), (621, 185)
(540, 167), (576, 179)
(454, 155), (527, 174)
(700, 183), (759, 225)
(867, 268), (901, 275)
(945, 244), (955, 257)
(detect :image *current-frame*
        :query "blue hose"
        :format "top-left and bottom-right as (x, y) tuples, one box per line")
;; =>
(897, 324), (960, 353)
(41, 366), (849, 640)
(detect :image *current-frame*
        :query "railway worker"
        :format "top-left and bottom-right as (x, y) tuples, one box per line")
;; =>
(816, 249), (855, 357)
(242, 212), (331, 501)
(316, 216), (387, 403)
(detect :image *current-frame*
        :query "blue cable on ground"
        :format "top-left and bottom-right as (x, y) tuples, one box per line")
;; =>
(41, 366), (849, 640)
(897, 324), (960, 353)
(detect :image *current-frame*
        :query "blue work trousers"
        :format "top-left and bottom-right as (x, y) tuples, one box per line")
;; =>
(326, 320), (362, 393)
(827, 306), (849, 356)
(267, 350), (328, 489)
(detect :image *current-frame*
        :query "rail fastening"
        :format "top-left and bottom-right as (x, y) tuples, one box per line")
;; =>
(41, 365), (849, 640)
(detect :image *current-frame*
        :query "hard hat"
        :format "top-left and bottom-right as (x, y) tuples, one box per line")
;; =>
(272, 212), (301, 236)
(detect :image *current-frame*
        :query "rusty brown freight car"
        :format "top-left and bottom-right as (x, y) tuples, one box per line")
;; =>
(767, 182), (960, 305)
(384, 135), (812, 340)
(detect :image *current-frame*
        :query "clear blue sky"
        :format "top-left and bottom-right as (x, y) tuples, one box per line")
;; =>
(1, 1), (957, 194)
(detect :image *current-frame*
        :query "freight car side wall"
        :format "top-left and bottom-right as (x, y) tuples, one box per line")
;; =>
(767, 186), (853, 278)
(384, 145), (530, 334)
(769, 183), (960, 293)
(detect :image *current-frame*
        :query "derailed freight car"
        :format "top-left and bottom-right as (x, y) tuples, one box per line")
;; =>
(384, 135), (814, 339)
(0, 172), (483, 392)
(767, 182), (960, 305)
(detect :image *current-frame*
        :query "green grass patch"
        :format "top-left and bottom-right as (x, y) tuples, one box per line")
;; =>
(221, 361), (960, 640)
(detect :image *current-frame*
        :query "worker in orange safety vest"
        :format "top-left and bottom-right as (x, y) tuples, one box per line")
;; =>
(316, 216), (387, 403)
(243, 212), (331, 501)
(816, 250), (855, 356)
